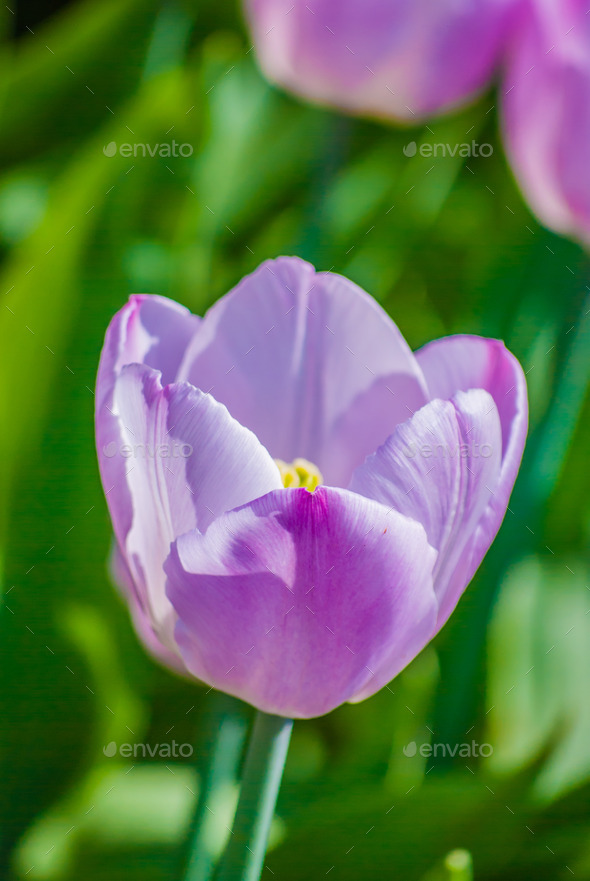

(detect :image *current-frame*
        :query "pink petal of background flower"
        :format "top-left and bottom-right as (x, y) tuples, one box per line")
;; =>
(245, 0), (513, 120)
(502, 0), (590, 244)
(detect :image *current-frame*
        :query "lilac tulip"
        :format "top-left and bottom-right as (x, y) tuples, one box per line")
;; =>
(244, 0), (513, 120)
(502, 0), (590, 244)
(96, 257), (527, 718)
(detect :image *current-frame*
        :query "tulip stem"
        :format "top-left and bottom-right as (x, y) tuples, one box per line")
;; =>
(183, 694), (249, 881)
(217, 711), (293, 881)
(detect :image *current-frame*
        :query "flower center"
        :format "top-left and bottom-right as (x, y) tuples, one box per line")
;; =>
(275, 458), (323, 491)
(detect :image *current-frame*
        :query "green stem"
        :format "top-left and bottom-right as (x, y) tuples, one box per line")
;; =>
(183, 694), (249, 881)
(217, 711), (293, 881)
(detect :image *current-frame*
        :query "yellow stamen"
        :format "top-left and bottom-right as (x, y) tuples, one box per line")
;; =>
(275, 457), (323, 491)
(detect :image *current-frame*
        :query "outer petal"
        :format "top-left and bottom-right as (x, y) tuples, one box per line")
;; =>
(102, 364), (282, 652)
(502, 0), (590, 244)
(109, 545), (187, 675)
(177, 257), (428, 487)
(96, 295), (200, 660)
(415, 335), (527, 621)
(350, 390), (502, 628)
(245, 0), (513, 121)
(166, 487), (437, 718)
(96, 295), (201, 555)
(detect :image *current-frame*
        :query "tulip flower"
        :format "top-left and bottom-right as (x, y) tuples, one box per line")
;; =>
(96, 257), (527, 719)
(244, 0), (590, 245)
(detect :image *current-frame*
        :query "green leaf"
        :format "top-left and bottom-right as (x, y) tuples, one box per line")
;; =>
(487, 555), (590, 801)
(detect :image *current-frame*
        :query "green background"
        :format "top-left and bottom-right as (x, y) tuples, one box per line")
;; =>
(2, 1), (590, 878)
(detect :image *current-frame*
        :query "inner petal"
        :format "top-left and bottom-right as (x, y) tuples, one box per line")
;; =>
(177, 258), (429, 488)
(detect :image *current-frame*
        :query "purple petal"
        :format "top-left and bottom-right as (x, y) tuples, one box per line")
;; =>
(96, 295), (201, 553)
(415, 335), (527, 622)
(416, 335), (527, 491)
(101, 364), (282, 653)
(350, 390), (502, 627)
(502, 0), (590, 243)
(96, 295), (200, 659)
(245, 0), (512, 120)
(96, 295), (201, 403)
(177, 256), (428, 487)
(166, 486), (437, 718)
(110, 544), (187, 675)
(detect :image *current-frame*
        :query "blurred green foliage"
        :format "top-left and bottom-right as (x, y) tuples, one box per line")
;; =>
(1, 1), (590, 879)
